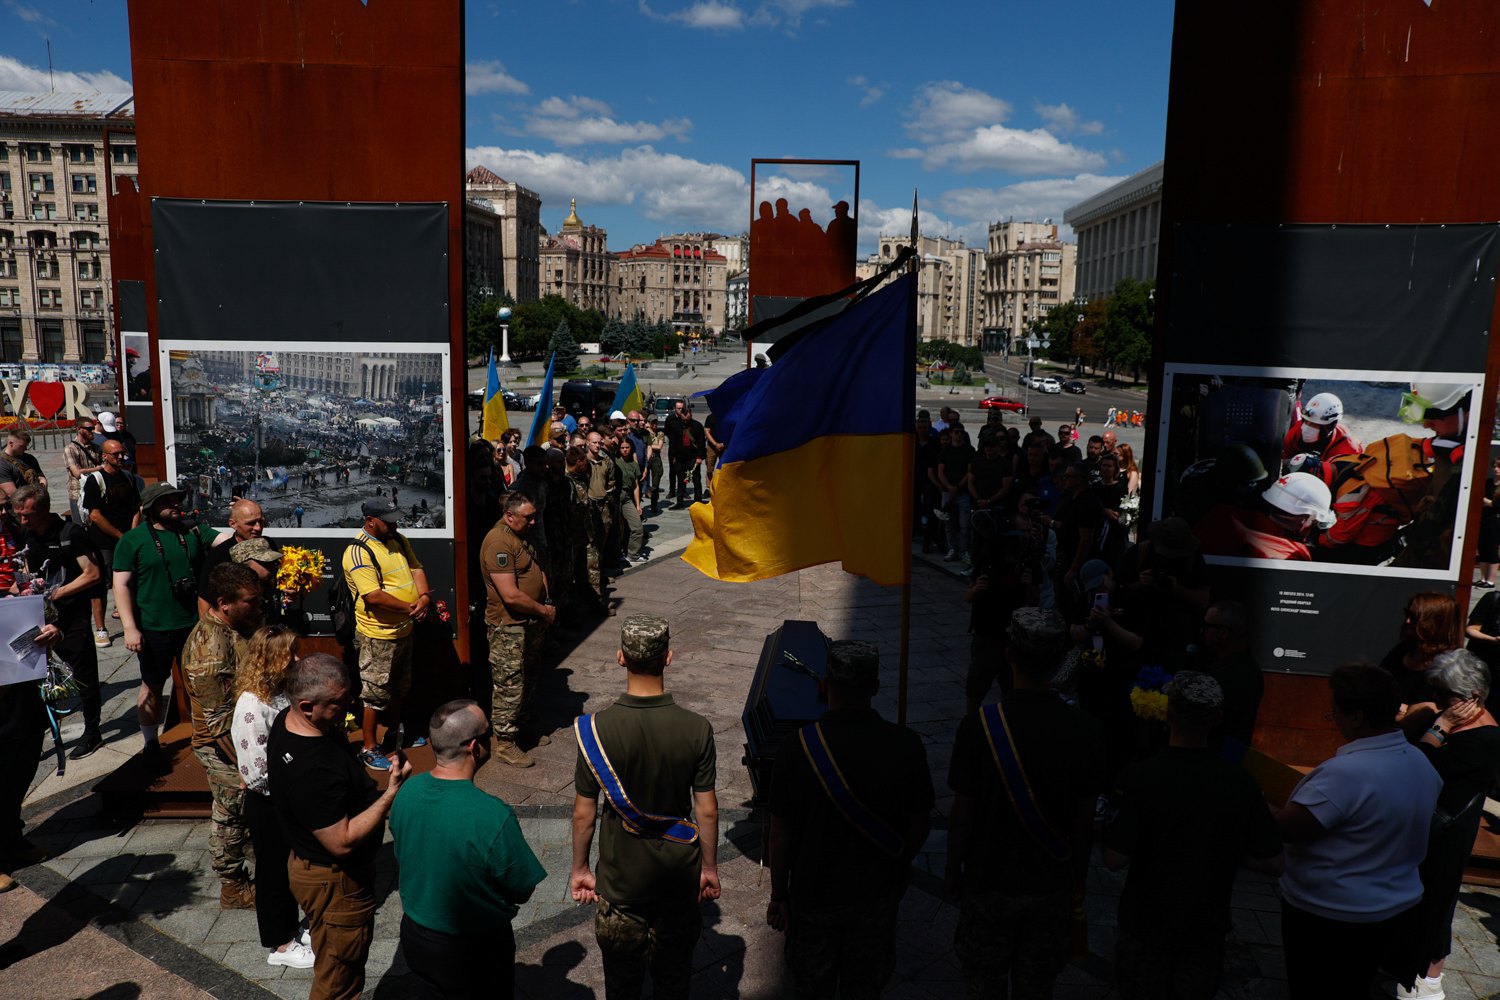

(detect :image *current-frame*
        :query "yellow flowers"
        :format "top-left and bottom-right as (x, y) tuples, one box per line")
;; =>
(1130, 688), (1169, 722)
(277, 545), (327, 603)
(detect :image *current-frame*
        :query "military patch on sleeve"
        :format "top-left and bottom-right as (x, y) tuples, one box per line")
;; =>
(495, 551), (511, 569)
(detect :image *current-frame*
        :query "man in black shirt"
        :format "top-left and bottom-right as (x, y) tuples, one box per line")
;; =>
(1201, 600), (1264, 747)
(947, 607), (1103, 998)
(1049, 462), (1105, 589)
(0, 427), (45, 498)
(663, 400), (687, 502)
(13, 484), (103, 759)
(80, 439), (138, 647)
(767, 640), (933, 997)
(270, 653), (410, 1000)
(1104, 671), (1283, 997)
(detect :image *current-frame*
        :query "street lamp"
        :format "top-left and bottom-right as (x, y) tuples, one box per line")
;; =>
(496, 306), (516, 367)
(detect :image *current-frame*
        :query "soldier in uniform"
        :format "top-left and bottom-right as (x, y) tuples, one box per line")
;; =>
(479, 490), (556, 769)
(767, 640), (934, 998)
(570, 615), (720, 1000)
(568, 444), (610, 616)
(586, 431), (618, 578)
(182, 561), (264, 909)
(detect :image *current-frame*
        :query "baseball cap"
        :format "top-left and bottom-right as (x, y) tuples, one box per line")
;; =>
(97, 411), (119, 432)
(230, 537), (283, 565)
(361, 497), (399, 523)
(1079, 559), (1113, 592)
(139, 482), (185, 512)
(621, 614), (670, 660)
(825, 639), (880, 684)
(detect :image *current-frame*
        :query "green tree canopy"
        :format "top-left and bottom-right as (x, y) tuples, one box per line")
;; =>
(548, 318), (581, 374)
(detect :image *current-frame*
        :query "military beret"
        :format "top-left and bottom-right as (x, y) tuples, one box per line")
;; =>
(825, 639), (880, 684)
(621, 614), (670, 660)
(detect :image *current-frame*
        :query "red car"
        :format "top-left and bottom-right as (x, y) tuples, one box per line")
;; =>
(980, 395), (1028, 414)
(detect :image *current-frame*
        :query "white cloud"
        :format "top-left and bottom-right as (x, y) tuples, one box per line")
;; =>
(937, 173), (1127, 237)
(524, 96), (692, 147)
(904, 81), (1013, 143)
(6, 2), (52, 26)
(0, 55), (129, 92)
(640, 0), (744, 30)
(906, 124), (1109, 175)
(847, 75), (886, 108)
(465, 60), (529, 96)
(467, 145), (749, 233)
(1035, 100), (1104, 136)
(856, 199), (977, 254)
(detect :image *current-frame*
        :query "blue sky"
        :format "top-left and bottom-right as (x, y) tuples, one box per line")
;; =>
(0, 0), (1175, 255)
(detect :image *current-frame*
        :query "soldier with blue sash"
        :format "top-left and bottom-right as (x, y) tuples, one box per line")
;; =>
(767, 639), (933, 999)
(946, 607), (1105, 999)
(570, 614), (719, 1000)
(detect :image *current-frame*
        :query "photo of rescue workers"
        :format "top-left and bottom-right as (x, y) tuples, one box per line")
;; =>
(1154, 366), (1483, 575)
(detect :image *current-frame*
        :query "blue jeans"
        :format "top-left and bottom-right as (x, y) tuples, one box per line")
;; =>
(945, 492), (972, 558)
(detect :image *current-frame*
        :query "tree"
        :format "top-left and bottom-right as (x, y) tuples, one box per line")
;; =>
(1038, 299), (1084, 365)
(1099, 278), (1155, 383)
(511, 295), (576, 359)
(620, 319), (655, 360)
(576, 308), (607, 347)
(464, 294), (513, 358)
(548, 318), (581, 374)
(600, 317), (627, 356)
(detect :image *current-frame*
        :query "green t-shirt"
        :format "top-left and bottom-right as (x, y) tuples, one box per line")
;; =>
(113, 522), (215, 632)
(574, 693), (716, 906)
(390, 774), (545, 933)
(614, 455), (642, 500)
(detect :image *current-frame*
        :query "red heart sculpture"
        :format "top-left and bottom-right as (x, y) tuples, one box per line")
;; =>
(28, 382), (65, 420)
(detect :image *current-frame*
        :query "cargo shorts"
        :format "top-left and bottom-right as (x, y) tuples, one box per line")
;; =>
(354, 632), (413, 711)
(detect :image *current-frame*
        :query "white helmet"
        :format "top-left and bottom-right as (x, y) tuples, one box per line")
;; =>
(1410, 382), (1471, 413)
(1301, 393), (1343, 426)
(1264, 472), (1335, 528)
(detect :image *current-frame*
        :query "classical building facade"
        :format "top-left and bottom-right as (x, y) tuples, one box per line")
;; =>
(0, 91), (136, 364)
(464, 198), (504, 300)
(708, 233), (747, 275)
(194, 350), (444, 401)
(537, 198), (613, 314)
(613, 233), (728, 337)
(1063, 160), (1163, 301)
(464, 165), (540, 302)
(858, 234), (986, 346)
(983, 221), (1077, 352)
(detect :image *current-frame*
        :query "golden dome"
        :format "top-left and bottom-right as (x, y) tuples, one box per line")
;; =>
(563, 197), (582, 228)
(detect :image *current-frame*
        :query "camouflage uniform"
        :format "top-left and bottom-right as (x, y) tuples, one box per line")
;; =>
(595, 897), (702, 999)
(587, 455), (616, 584)
(181, 614), (251, 885)
(479, 520), (550, 744)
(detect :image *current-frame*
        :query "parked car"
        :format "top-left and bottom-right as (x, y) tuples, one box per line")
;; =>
(980, 395), (1028, 414)
(559, 379), (620, 420)
(1017, 372), (1030, 386)
(1062, 380), (1087, 394)
(1026, 375), (1045, 389)
(1039, 377), (1062, 394)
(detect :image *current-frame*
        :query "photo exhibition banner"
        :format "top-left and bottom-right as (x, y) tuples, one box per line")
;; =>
(151, 200), (454, 634)
(1154, 224), (1500, 674)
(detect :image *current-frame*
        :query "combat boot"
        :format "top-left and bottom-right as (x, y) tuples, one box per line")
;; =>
(220, 877), (257, 910)
(493, 741), (535, 768)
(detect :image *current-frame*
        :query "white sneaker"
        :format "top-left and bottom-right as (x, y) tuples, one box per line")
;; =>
(268, 941), (315, 969)
(1384, 975), (1444, 1000)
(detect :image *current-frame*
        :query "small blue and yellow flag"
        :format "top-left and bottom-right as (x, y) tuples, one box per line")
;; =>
(683, 273), (915, 586)
(525, 352), (557, 447)
(482, 348), (509, 441)
(610, 363), (645, 417)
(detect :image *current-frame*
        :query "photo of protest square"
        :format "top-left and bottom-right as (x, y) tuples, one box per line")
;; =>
(159, 343), (453, 536)
(1153, 365), (1482, 576)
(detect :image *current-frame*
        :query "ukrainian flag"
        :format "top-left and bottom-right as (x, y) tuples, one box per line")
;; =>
(684, 273), (915, 585)
(610, 363), (645, 416)
(525, 352), (557, 447)
(482, 348), (509, 441)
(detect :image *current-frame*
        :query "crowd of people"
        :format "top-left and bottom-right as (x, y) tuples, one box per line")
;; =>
(0, 390), (1496, 1000)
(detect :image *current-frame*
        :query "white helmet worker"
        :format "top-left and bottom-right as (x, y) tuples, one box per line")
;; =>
(1402, 382), (1473, 426)
(1264, 472), (1335, 530)
(1301, 393), (1344, 426)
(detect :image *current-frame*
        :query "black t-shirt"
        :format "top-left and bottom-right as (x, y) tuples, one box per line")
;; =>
(1379, 642), (1441, 709)
(81, 468), (139, 548)
(0, 451), (43, 491)
(770, 708), (933, 899)
(1105, 747), (1281, 944)
(916, 436), (942, 485)
(969, 452), (1013, 502)
(267, 709), (382, 869)
(1054, 487), (1105, 567)
(19, 516), (99, 625)
(948, 690), (1103, 894)
(939, 443), (976, 489)
(1467, 591), (1500, 675)
(1203, 650), (1264, 747)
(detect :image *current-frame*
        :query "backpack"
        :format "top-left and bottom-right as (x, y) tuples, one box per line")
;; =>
(331, 539), (381, 647)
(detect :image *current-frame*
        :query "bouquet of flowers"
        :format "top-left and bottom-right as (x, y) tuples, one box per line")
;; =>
(276, 545), (327, 608)
(1117, 493), (1140, 529)
(1129, 665), (1173, 721)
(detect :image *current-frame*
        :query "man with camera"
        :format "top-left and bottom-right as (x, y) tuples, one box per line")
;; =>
(113, 482), (215, 763)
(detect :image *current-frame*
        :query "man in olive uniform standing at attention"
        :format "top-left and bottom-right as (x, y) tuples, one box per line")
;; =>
(585, 431), (617, 579)
(570, 615), (719, 999)
(479, 491), (556, 769)
(766, 640), (934, 998)
(567, 445), (609, 615)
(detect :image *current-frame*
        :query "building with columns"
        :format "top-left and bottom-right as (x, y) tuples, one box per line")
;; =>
(193, 350), (443, 401)
(613, 233), (728, 337)
(464, 197), (504, 300)
(464, 165), (541, 302)
(1063, 161), (1162, 301)
(983, 221), (1077, 352)
(538, 198), (614, 314)
(0, 91), (137, 364)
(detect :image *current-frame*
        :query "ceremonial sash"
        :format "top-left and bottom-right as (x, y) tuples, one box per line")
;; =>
(978, 702), (1071, 863)
(574, 714), (699, 845)
(798, 722), (905, 858)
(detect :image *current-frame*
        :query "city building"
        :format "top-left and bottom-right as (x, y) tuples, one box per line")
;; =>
(858, 234), (986, 346)
(1063, 160), (1163, 301)
(464, 198), (504, 300)
(193, 349), (444, 401)
(613, 233), (728, 338)
(0, 91), (137, 364)
(726, 271), (748, 332)
(982, 221), (1077, 352)
(464, 165), (541, 302)
(709, 233), (748, 275)
(537, 198), (614, 314)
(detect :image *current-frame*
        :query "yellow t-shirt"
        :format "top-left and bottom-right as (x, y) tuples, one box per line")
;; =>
(342, 530), (423, 640)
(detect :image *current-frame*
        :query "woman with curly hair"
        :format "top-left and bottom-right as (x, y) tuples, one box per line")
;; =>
(230, 625), (312, 968)
(1381, 592), (1464, 714)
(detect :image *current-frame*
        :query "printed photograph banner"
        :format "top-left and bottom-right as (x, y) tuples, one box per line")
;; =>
(1158, 224), (1500, 673)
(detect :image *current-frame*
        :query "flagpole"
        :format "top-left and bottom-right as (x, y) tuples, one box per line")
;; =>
(898, 190), (918, 728)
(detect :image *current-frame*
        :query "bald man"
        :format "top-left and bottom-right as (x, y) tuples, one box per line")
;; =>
(198, 499), (278, 615)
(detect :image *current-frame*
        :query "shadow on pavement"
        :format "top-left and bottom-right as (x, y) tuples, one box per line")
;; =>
(515, 939), (595, 999)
